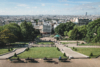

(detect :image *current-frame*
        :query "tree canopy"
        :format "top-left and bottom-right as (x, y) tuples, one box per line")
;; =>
(0, 29), (17, 44)
(86, 18), (100, 43)
(3, 23), (22, 41)
(55, 22), (75, 35)
(20, 21), (37, 41)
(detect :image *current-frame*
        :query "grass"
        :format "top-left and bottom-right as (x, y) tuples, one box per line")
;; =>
(0, 49), (11, 55)
(78, 43), (100, 46)
(12, 47), (66, 58)
(61, 42), (78, 44)
(37, 42), (54, 45)
(71, 47), (100, 58)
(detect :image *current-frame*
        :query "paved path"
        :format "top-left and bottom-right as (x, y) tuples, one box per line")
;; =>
(62, 43), (100, 48)
(0, 48), (27, 59)
(1, 59), (100, 67)
(55, 43), (89, 59)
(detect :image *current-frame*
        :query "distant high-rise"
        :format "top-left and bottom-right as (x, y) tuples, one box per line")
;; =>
(85, 12), (87, 16)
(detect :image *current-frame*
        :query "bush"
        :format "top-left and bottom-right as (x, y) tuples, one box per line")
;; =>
(11, 47), (13, 50)
(81, 42), (84, 44)
(8, 48), (10, 51)
(14, 53), (17, 57)
(25, 47), (30, 51)
(73, 47), (75, 49)
(57, 47), (60, 51)
(75, 48), (77, 51)
(63, 53), (66, 57)
(90, 53), (93, 56)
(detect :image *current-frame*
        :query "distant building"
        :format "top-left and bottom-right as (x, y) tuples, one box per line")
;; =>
(73, 18), (92, 26)
(39, 24), (52, 37)
(85, 12), (87, 16)
(54, 24), (59, 29)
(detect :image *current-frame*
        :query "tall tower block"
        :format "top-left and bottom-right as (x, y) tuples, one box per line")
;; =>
(85, 12), (87, 16)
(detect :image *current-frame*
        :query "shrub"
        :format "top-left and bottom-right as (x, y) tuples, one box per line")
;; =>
(75, 48), (77, 51)
(90, 53), (93, 56)
(66, 45), (68, 47)
(14, 53), (17, 57)
(73, 47), (75, 49)
(81, 42), (84, 44)
(63, 53), (66, 57)
(57, 47), (60, 51)
(25, 47), (30, 51)
(11, 47), (13, 50)
(8, 48), (10, 51)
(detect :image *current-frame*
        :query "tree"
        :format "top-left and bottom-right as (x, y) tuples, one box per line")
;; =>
(0, 26), (3, 32)
(73, 25), (87, 40)
(3, 23), (22, 41)
(67, 30), (73, 37)
(78, 25), (87, 39)
(64, 31), (68, 36)
(0, 29), (17, 44)
(55, 22), (75, 35)
(20, 21), (29, 40)
(35, 29), (40, 36)
(69, 28), (81, 40)
(86, 18), (100, 43)
(34, 19), (38, 25)
(20, 21), (37, 41)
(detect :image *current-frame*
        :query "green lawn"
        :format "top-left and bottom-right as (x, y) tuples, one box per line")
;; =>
(0, 49), (10, 55)
(78, 43), (100, 46)
(12, 47), (66, 58)
(71, 47), (100, 58)
(37, 42), (54, 45)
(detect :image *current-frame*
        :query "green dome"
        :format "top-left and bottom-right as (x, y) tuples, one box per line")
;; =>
(54, 35), (60, 37)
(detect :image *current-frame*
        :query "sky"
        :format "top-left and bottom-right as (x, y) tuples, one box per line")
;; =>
(0, 0), (100, 15)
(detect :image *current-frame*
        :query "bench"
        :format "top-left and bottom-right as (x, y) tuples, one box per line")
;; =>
(25, 58), (35, 62)
(59, 58), (68, 61)
(43, 58), (52, 61)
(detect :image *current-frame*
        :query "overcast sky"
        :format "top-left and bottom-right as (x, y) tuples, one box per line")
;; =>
(0, 0), (100, 15)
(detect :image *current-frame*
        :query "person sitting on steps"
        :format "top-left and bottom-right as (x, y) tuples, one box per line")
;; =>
(43, 57), (47, 60)
(59, 56), (61, 60)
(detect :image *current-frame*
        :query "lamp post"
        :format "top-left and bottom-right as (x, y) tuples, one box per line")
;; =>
(77, 34), (79, 46)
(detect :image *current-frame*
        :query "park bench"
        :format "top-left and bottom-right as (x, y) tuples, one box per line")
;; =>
(43, 57), (52, 61)
(25, 58), (35, 62)
(58, 58), (68, 61)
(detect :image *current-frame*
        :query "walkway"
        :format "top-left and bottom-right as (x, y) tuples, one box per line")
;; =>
(55, 43), (89, 59)
(0, 48), (26, 59)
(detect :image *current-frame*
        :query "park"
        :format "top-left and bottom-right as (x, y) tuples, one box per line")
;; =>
(0, 19), (100, 67)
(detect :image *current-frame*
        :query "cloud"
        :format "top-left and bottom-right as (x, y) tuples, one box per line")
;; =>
(64, 4), (69, 5)
(59, 0), (67, 2)
(14, 7), (17, 8)
(26, 7), (30, 8)
(17, 4), (28, 7)
(33, 7), (37, 8)
(42, 4), (45, 6)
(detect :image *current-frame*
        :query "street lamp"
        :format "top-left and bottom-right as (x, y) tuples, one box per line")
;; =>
(77, 34), (79, 46)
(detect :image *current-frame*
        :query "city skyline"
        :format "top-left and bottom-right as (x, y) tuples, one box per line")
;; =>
(0, 0), (100, 15)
